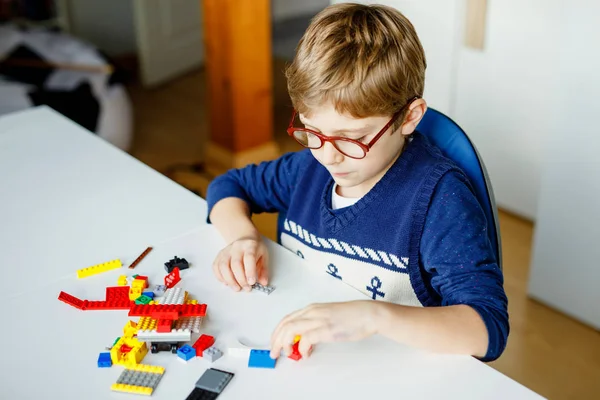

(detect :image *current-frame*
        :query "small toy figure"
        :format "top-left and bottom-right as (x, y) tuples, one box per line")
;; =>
(164, 256), (189, 273)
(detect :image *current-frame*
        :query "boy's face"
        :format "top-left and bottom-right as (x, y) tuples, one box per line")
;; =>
(300, 102), (421, 198)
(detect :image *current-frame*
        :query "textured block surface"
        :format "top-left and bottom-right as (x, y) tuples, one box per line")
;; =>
(251, 283), (275, 295)
(57, 291), (86, 310)
(135, 295), (153, 305)
(178, 344), (196, 361)
(173, 316), (203, 333)
(77, 259), (122, 278)
(153, 285), (167, 297)
(195, 368), (234, 394)
(97, 352), (112, 367)
(192, 334), (215, 356)
(137, 316), (157, 331)
(136, 329), (191, 342)
(162, 287), (185, 304)
(248, 349), (276, 368)
(203, 346), (223, 363)
(128, 304), (207, 318)
(111, 365), (165, 396)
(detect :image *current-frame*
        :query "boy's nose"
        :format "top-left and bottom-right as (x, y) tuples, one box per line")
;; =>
(321, 141), (343, 165)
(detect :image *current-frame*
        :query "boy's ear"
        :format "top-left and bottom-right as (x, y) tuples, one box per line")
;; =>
(401, 98), (428, 136)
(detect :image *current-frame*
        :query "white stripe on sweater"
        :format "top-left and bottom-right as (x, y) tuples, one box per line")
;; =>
(281, 233), (421, 306)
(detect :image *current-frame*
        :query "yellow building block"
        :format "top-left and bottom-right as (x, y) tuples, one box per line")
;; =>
(77, 259), (122, 278)
(185, 299), (198, 305)
(128, 364), (165, 374)
(132, 279), (146, 290)
(123, 321), (138, 338)
(129, 287), (142, 301)
(117, 275), (128, 286)
(125, 342), (147, 366)
(111, 384), (153, 396)
(110, 365), (165, 396)
(137, 316), (157, 331)
(110, 336), (147, 367)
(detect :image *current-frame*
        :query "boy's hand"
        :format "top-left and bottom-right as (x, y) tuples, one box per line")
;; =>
(269, 300), (378, 359)
(212, 236), (269, 292)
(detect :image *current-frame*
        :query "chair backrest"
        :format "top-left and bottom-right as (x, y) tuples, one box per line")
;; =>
(417, 108), (502, 269)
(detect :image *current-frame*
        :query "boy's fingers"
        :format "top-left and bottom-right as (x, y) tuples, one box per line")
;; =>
(257, 266), (269, 286)
(213, 266), (224, 284)
(243, 251), (257, 286)
(270, 318), (321, 359)
(270, 332), (287, 359)
(298, 337), (315, 358)
(298, 327), (328, 357)
(257, 251), (270, 285)
(212, 258), (224, 283)
(231, 252), (249, 290)
(220, 260), (241, 291)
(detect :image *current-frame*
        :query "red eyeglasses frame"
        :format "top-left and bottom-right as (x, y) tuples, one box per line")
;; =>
(287, 97), (418, 159)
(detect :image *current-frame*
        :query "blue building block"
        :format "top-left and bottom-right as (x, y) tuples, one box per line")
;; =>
(98, 352), (112, 368)
(142, 291), (155, 299)
(248, 349), (276, 369)
(178, 344), (196, 361)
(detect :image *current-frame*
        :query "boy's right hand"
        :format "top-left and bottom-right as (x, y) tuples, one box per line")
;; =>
(212, 236), (269, 292)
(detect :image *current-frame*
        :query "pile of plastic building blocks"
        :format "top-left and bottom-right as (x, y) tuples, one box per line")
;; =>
(58, 254), (279, 398)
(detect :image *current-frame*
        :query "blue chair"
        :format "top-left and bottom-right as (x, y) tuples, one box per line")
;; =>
(417, 108), (502, 269)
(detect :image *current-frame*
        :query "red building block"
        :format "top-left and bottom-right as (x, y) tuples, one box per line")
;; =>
(106, 286), (130, 301)
(58, 291), (88, 310)
(164, 267), (180, 288)
(85, 300), (132, 310)
(120, 344), (132, 353)
(288, 341), (302, 361)
(180, 304), (207, 317)
(128, 304), (207, 318)
(128, 304), (180, 319)
(156, 319), (173, 333)
(192, 334), (215, 357)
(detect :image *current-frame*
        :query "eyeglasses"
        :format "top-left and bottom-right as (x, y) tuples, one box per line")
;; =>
(287, 98), (417, 159)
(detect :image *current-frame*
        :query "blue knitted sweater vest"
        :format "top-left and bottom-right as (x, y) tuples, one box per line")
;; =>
(276, 133), (454, 305)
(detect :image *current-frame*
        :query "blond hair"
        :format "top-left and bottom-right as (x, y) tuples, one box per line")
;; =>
(286, 3), (426, 120)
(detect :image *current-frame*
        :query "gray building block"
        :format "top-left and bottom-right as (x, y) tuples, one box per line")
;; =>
(195, 368), (234, 394)
(251, 282), (275, 295)
(203, 346), (223, 363)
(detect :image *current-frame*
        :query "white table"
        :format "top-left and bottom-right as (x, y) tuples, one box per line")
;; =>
(0, 107), (543, 399)
(0, 107), (207, 298)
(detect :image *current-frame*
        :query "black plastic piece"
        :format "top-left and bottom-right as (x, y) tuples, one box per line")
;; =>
(164, 255), (189, 273)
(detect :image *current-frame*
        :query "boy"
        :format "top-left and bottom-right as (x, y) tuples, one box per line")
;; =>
(206, 3), (508, 362)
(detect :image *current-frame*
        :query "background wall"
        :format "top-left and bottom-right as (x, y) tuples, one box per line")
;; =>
(333, 0), (568, 220)
(272, 0), (330, 21)
(67, 0), (137, 56)
(528, 0), (600, 329)
(453, 0), (564, 220)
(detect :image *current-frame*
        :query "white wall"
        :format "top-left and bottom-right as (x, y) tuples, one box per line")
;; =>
(528, 0), (600, 329)
(273, 0), (329, 21)
(332, 0), (568, 219)
(67, 0), (137, 56)
(453, 0), (563, 219)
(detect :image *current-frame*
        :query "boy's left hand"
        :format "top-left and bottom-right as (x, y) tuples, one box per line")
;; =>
(269, 300), (378, 359)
